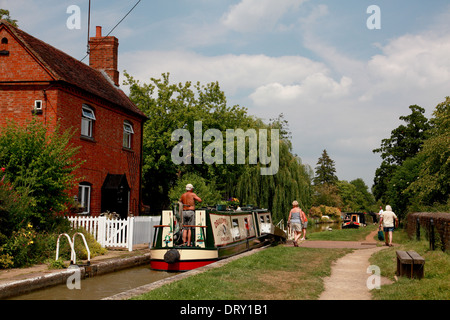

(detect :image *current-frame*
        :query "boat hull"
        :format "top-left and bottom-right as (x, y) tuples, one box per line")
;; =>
(150, 247), (219, 272)
(150, 258), (218, 272)
(342, 222), (360, 229)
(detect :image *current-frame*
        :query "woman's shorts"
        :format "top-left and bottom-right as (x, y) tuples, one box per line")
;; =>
(291, 222), (302, 232)
(383, 227), (394, 232)
(302, 221), (308, 229)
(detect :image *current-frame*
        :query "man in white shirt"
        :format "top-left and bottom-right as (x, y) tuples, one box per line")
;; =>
(379, 205), (398, 247)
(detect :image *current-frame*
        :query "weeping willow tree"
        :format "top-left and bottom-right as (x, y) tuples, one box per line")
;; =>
(234, 123), (313, 223)
(126, 72), (312, 216)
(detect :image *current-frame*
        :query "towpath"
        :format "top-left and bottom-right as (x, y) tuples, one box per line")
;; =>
(296, 229), (393, 300)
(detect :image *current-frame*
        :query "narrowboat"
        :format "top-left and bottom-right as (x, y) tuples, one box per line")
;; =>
(150, 206), (286, 271)
(341, 212), (366, 229)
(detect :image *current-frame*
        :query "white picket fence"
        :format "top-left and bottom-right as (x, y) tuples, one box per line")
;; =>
(68, 216), (160, 251)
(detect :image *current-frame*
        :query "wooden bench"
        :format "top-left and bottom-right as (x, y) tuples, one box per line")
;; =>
(396, 250), (425, 279)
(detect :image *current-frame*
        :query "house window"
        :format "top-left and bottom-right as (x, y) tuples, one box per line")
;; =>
(34, 100), (42, 110)
(123, 120), (134, 149)
(32, 100), (43, 115)
(81, 104), (96, 138)
(78, 183), (91, 214)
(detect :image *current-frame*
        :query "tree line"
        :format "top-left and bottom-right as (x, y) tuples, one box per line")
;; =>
(372, 99), (450, 220)
(125, 73), (384, 221)
(124, 72), (313, 222)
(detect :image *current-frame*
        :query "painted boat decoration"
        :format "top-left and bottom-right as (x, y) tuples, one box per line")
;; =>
(342, 212), (366, 229)
(150, 207), (286, 272)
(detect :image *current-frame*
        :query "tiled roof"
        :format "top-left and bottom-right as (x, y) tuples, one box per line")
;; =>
(0, 20), (146, 119)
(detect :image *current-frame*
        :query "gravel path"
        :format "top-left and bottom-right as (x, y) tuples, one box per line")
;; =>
(318, 246), (392, 300)
(296, 229), (394, 300)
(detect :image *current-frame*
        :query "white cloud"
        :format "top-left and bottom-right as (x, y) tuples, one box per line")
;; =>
(366, 32), (450, 100)
(120, 50), (328, 96)
(221, 0), (307, 32)
(250, 74), (352, 106)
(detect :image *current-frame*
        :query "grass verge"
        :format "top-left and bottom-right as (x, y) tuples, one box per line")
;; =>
(307, 224), (378, 241)
(370, 229), (450, 300)
(132, 246), (351, 300)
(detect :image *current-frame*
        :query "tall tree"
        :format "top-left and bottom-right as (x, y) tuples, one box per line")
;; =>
(124, 72), (253, 213)
(124, 72), (312, 218)
(406, 97), (450, 207)
(313, 149), (338, 185)
(372, 105), (430, 202)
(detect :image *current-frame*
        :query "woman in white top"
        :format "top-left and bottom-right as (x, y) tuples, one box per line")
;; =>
(379, 205), (398, 247)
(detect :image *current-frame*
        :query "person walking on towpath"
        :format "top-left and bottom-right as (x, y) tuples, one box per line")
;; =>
(379, 205), (398, 247)
(300, 209), (308, 241)
(288, 200), (303, 247)
(180, 184), (202, 247)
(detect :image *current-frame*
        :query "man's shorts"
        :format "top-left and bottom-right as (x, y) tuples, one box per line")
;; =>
(183, 210), (195, 228)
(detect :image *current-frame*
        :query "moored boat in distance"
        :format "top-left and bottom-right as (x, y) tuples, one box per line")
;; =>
(341, 212), (366, 229)
(150, 206), (286, 272)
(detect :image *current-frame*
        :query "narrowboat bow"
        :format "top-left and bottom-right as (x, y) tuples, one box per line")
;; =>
(150, 207), (286, 271)
(341, 212), (367, 229)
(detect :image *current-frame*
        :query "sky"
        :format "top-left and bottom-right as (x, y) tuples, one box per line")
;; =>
(2, 0), (450, 188)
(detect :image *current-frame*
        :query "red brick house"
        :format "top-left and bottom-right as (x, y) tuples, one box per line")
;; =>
(0, 21), (147, 218)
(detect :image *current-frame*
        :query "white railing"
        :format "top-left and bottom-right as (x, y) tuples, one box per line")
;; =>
(68, 216), (160, 251)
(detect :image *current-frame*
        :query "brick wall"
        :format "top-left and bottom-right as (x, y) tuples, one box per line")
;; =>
(0, 28), (53, 82)
(407, 212), (450, 252)
(57, 87), (143, 216)
(0, 84), (143, 217)
(0, 22), (144, 218)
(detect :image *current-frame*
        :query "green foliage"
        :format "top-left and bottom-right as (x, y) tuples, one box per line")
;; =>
(235, 137), (313, 223)
(373, 98), (449, 215)
(337, 179), (376, 212)
(372, 105), (430, 203)
(370, 229), (450, 300)
(0, 172), (33, 236)
(168, 172), (221, 207)
(373, 105), (430, 166)
(385, 155), (424, 218)
(309, 205), (341, 219)
(0, 119), (86, 268)
(0, 119), (82, 230)
(124, 72), (256, 212)
(313, 149), (338, 185)
(406, 97), (450, 207)
(125, 72), (312, 218)
(312, 183), (342, 208)
(48, 258), (67, 270)
(0, 222), (67, 268)
(0, 9), (18, 27)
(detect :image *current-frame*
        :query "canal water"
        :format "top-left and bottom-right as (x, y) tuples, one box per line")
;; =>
(9, 222), (341, 300)
(8, 266), (175, 300)
(309, 221), (341, 233)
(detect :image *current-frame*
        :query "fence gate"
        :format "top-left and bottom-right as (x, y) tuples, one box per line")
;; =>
(99, 217), (132, 250)
(68, 216), (160, 251)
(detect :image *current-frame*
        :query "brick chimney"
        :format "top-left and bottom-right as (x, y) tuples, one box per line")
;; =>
(89, 26), (119, 86)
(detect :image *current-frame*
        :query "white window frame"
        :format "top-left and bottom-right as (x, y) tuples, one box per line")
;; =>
(123, 120), (134, 148)
(34, 100), (42, 110)
(78, 184), (91, 215)
(81, 104), (96, 138)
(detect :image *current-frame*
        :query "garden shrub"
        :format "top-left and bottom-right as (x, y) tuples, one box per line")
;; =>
(0, 119), (86, 268)
(0, 118), (83, 231)
(309, 205), (342, 219)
